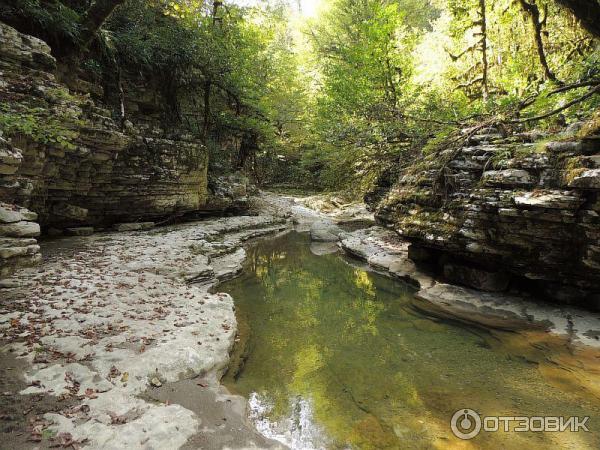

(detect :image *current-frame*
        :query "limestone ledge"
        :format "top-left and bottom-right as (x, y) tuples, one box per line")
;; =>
(0, 21), (217, 279)
(371, 124), (600, 306)
(0, 21), (211, 228)
(0, 20), (56, 71)
(336, 226), (600, 349)
(0, 202), (41, 278)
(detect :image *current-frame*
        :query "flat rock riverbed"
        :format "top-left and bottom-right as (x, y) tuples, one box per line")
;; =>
(0, 213), (288, 449)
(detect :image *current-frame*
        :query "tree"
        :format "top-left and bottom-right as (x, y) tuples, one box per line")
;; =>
(519, 0), (562, 84)
(78, 0), (127, 51)
(447, 0), (490, 100)
(479, 0), (489, 100)
(203, 0), (223, 137)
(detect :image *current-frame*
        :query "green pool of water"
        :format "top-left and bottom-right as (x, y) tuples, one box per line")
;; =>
(221, 232), (600, 449)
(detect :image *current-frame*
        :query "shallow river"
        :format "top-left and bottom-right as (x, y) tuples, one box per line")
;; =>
(221, 232), (600, 449)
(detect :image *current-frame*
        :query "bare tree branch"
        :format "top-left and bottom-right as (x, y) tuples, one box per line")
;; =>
(511, 84), (600, 123)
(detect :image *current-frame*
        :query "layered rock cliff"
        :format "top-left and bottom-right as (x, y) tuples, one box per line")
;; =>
(369, 121), (600, 307)
(0, 22), (211, 277)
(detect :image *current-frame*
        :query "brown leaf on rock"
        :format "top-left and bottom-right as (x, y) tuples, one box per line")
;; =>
(49, 431), (88, 449)
(84, 388), (98, 399)
(108, 411), (128, 425)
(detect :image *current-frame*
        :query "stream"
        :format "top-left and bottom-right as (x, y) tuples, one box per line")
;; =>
(221, 231), (600, 449)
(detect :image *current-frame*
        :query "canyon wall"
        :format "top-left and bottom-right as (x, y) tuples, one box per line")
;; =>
(0, 22), (210, 278)
(369, 122), (600, 307)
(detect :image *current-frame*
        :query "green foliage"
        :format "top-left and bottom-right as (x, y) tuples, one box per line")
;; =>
(290, 0), (600, 194)
(99, 0), (312, 175)
(300, 0), (442, 191)
(105, 0), (200, 72)
(2, 0), (597, 195)
(81, 58), (104, 79)
(0, 103), (80, 150)
(0, 0), (81, 48)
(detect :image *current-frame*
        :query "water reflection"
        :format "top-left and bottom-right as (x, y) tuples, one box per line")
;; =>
(221, 232), (600, 449)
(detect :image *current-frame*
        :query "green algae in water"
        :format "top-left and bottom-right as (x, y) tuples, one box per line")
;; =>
(221, 232), (600, 449)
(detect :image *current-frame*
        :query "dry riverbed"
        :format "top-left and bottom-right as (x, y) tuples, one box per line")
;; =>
(0, 206), (292, 449)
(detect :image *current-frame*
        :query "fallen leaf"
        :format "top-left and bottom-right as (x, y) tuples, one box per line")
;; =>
(108, 411), (128, 425)
(84, 388), (98, 399)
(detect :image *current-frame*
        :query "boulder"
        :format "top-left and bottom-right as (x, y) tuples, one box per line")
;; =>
(113, 222), (155, 232)
(0, 203), (24, 223)
(0, 21), (56, 70)
(205, 173), (251, 212)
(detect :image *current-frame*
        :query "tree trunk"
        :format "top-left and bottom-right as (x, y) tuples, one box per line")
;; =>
(238, 133), (258, 170)
(203, 0), (223, 138)
(78, 0), (127, 50)
(554, 0), (600, 38)
(384, 57), (397, 108)
(118, 67), (126, 126)
(479, 0), (489, 100)
(212, 0), (223, 26)
(203, 78), (211, 137)
(59, 0), (126, 66)
(519, 0), (561, 84)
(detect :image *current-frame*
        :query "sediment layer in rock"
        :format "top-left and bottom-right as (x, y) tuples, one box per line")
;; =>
(369, 125), (600, 307)
(0, 21), (222, 277)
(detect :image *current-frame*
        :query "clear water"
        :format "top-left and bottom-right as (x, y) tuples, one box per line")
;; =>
(221, 232), (600, 449)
